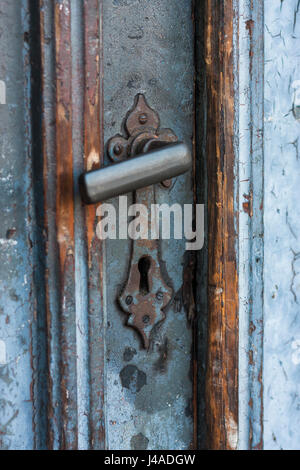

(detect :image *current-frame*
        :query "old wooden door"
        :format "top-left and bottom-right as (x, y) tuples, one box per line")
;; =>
(0, 0), (197, 450)
(2, 0), (299, 452)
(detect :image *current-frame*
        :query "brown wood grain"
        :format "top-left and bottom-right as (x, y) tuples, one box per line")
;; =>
(83, 0), (106, 449)
(40, 0), (105, 449)
(204, 0), (239, 450)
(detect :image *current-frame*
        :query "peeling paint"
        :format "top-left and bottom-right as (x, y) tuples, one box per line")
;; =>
(0, 341), (7, 365)
(0, 239), (18, 247)
(226, 415), (238, 450)
(291, 340), (300, 365)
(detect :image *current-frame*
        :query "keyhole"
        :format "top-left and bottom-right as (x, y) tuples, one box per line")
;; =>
(138, 256), (151, 296)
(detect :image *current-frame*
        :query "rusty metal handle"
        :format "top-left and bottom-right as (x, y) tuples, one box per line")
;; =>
(79, 142), (191, 204)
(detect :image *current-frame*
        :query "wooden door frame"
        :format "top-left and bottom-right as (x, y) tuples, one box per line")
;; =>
(195, 0), (264, 450)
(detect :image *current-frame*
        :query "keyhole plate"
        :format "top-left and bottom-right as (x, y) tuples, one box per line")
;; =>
(111, 95), (176, 349)
(119, 250), (173, 350)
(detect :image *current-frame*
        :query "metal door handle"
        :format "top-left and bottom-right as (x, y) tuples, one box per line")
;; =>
(79, 94), (191, 348)
(79, 142), (191, 204)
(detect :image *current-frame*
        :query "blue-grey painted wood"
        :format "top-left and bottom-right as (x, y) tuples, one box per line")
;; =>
(238, 0), (300, 450)
(237, 0), (264, 450)
(263, 0), (300, 450)
(0, 0), (38, 450)
(2, 0), (299, 451)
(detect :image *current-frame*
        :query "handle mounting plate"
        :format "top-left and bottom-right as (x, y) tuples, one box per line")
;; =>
(110, 94), (177, 349)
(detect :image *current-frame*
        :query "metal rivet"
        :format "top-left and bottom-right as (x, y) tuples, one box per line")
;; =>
(139, 113), (148, 125)
(143, 315), (150, 324)
(114, 143), (123, 155)
(126, 295), (133, 305)
(156, 291), (164, 302)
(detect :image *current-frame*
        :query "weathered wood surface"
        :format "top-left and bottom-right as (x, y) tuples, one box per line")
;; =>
(204, 0), (239, 450)
(237, 0), (264, 450)
(0, 0), (38, 450)
(40, 0), (106, 449)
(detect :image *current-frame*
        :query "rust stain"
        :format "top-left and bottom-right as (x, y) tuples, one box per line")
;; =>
(249, 349), (254, 366)
(249, 321), (256, 334)
(243, 202), (251, 215)
(242, 193), (253, 217)
(205, 0), (239, 450)
(251, 362), (263, 450)
(6, 228), (16, 239)
(246, 19), (254, 74)
(245, 19), (254, 38)
(40, 1), (53, 450)
(109, 95), (176, 349)
(55, 1), (74, 268)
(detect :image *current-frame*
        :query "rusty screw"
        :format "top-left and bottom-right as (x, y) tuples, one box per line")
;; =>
(113, 143), (123, 156)
(139, 113), (148, 125)
(125, 295), (133, 306)
(156, 291), (164, 302)
(143, 315), (150, 324)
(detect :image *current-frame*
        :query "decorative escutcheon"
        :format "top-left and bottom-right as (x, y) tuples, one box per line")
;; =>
(110, 94), (176, 349)
(80, 94), (192, 349)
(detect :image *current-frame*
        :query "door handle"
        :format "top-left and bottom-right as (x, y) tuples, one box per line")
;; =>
(79, 142), (191, 204)
(79, 94), (191, 348)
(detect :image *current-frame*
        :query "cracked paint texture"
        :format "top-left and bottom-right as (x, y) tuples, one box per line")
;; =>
(264, 0), (300, 450)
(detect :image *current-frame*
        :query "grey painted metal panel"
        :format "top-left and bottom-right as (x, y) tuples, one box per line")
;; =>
(39, 0), (62, 450)
(103, 0), (195, 450)
(71, 0), (90, 450)
(264, 0), (300, 450)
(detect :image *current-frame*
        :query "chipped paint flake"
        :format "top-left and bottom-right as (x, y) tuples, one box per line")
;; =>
(291, 339), (300, 365)
(0, 80), (6, 104)
(226, 415), (238, 450)
(0, 340), (7, 365)
(0, 239), (18, 247)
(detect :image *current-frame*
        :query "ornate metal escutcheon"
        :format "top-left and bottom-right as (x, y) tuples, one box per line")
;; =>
(108, 94), (178, 349)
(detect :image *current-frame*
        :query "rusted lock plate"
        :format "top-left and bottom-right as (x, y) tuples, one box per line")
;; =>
(108, 94), (177, 348)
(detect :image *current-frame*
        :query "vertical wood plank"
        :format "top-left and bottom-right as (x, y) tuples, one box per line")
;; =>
(40, 0), (62, 449)
(83, 0), (106, 449)
(40, 0), (105, 449)
(263, 0), (300, 450)
(204, 0), (239, 450)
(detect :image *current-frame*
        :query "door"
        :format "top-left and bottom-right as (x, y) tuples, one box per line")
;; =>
(0, 0), (197, 450)
(3, 0), (298, 452)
